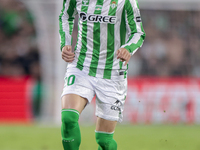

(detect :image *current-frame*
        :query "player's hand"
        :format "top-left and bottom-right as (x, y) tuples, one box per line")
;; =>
(61, 45), (75, 62)
(116, 48), (131, 66)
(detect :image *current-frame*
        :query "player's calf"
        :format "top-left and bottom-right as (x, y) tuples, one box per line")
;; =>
(95, 131), (117, 150)
(61, 109), (81, 150)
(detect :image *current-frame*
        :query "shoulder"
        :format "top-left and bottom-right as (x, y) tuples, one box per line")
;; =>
(125, 0), (138, 7)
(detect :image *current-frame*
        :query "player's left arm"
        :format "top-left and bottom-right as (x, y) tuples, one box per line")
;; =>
(121, 0), (146, 55)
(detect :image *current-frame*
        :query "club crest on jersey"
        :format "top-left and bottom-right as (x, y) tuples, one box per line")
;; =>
(110, 1), (117, 9)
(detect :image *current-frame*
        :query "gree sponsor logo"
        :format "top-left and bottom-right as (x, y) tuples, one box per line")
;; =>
(79, 12), (116, 24)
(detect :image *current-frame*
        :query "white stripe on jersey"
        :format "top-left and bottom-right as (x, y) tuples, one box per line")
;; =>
(62, 2), (72, 45)
(83, 0), (97, 75)
(112, 0), (126, 72)
(125, 10), (131, 40)
(96, 0), (112, 78)
(74, 1), (82, 62)
(76, 0), (82, 12)
(74, 20), (82, 62)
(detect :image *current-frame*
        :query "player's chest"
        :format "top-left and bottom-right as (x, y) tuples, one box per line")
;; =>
(76, 0), (125, 23)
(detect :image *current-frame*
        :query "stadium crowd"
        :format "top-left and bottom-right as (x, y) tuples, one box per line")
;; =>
(0, 0), (42, 118)
(0, 0), (40, 79)
(129, 9), (200, 77)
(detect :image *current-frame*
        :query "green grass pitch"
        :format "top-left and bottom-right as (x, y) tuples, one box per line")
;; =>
(0, 124), (200, 150)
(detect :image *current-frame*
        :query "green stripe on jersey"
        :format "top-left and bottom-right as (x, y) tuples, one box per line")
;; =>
(124, 0), (137, 53)
(141, 21), (146, 39)
(138, 1), (146, 40)
(125, 22), (146, 53)
(119, 6), (126, 69)
(120, 7), (126, 47)
(67, 0), (76, 35)
(103, 0), (118, 79)
(88, 0), (103, 76)
(76, 1), (90, 70)
(59, 0), (67, 50)
(124, 0), (145, 53)
(126, 0), (137, 44)
(125, 35), (144, 52)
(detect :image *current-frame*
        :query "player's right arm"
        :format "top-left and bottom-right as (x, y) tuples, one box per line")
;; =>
(59, 0), (77, 51)
(62, 45), (75, 62)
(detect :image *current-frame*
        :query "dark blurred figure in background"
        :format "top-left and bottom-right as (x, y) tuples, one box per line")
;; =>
(0, 0), (42, 119)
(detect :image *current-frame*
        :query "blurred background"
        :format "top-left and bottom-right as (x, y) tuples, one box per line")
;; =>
(0, 0), (200, 149)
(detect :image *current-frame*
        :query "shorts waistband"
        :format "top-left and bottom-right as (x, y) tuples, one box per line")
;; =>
(66, 64), (127, 80)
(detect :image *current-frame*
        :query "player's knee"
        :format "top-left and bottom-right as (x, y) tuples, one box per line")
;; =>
(61, 109), (79, 130)
(95, 132), (117, 150)
(96, 134), (106, 147)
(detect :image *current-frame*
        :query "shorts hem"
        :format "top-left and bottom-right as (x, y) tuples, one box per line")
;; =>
(61, 91), (91, 103)
(95, 113), (122, 123)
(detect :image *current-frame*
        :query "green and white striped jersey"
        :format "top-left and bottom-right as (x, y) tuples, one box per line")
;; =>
(59, 0), (145, 79)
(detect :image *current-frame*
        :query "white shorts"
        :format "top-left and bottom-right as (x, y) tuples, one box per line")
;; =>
(61, 67), (127, 122)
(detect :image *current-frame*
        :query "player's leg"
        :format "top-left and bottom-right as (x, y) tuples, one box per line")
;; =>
(61, 94), (88, 113)
(95, 117), (117, 150)
(93, 75), (127, 150)
(61, 94), (88, 150)
(61, 67), (95, 150)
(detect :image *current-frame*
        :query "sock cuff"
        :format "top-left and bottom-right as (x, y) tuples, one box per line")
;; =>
(95, 130), (115, 135)
(61, 109), (80, 116)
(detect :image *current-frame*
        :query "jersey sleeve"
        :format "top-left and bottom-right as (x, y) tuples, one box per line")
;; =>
(59, 0), (77, 51)
(121, 0), (146, 55)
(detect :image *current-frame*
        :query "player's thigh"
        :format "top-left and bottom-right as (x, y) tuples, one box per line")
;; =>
(61, 67), (95, 113)
(61, 94), (88, 114)
(96, 117), (117, 133)
(95, 77), (127, 123)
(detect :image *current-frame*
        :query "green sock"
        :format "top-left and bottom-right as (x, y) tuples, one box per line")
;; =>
(95, 131), (117, 150)
(61, 109), (81, 150)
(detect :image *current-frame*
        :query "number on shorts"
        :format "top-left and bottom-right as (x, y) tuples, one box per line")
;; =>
(67, 75), (75, 86)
